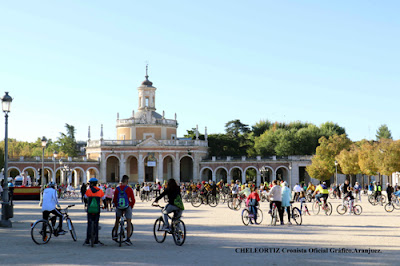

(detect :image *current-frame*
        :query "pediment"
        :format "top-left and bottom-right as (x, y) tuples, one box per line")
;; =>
(137, 138), (161, 147)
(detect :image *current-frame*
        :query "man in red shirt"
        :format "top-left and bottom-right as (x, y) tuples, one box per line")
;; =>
(112, 175), (135, 245)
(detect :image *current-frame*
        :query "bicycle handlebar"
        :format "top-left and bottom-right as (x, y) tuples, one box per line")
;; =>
(152, 202), (164, 208)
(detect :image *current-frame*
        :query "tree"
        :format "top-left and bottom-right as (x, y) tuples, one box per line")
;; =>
(207, 134), (241, 156)
(319, 122), (346, 138)
(336, 144), (361, 184)
(306, 134), (352, 181)
(58, 124), (78, 157)
(376, 124), (392, 140)
(225, 119), (250, 138)
(358, 140), (378, 177)
(252, 120), (272, 137)
(374, 139), (400, 177)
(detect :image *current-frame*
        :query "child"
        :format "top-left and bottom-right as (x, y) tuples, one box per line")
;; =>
(247, 187), (260, 224)
(299, 191), (310, 215)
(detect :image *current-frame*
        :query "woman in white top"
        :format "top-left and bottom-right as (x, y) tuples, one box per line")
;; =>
(268, 180), (284, 225)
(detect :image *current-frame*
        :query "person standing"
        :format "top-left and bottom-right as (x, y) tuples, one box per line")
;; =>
(268, 180), (284, 225)
(386, 183), (394, 203)
(84, 178), (104, 246)
(80, 183), (87, 204)
(281, 182), (292, 225)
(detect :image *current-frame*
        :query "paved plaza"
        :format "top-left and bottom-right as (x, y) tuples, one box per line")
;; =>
(0, 196), (399, 266)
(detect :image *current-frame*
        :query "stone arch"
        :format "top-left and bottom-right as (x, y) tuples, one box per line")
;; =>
(86, 167), (100, 181)
(244, 166), (258, 184)
(259, 165), (274, 183)
(180, 155), (193, 182)
(126, 155), (139, 183)
(106, 155), (120, 183)
(7, 167), (21, 178)
(179, 154), (194, 161)
(215, 166), (228, 183)
(22, 167), (38, 186)
(229, 166), (244, 183)
(200, 167), (213, 182)
(275, 165), (290, 183)
(163, 155), (174, 181)
(71, 166), (87, 187)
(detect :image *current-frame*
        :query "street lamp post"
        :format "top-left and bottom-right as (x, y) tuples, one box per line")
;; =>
(0, 92), (13, 228)
(335, 161), (338, 185)
(259, 167), (266, 184)
(289, 164), (292, 190)
(39, 136), (47, 206)
(53, 151), (58, 183)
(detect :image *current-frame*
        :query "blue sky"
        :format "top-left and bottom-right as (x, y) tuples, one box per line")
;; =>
(0, 1), (399, 143)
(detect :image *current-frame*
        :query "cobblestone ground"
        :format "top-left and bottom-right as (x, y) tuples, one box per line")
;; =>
(0, 195), (399, 266)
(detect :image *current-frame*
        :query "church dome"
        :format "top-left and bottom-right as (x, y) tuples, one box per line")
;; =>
(141, 76), (153, 86)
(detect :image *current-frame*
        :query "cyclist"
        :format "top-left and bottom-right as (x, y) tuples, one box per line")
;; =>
(247, 187), (260, 224)
(347, 187), (355, 215)
(113, 175), (135, 246)
(84, 178), (105, 246)
(354, 182), (361, 202)
(386, 183), (394, 203)
(267, 180), (284, 225)
(374, 181), (382, 201)
(313, 182), (329, 205)
(42, 182), (66, 235)
(154, 178), (183, 231)
(281, 182), (292, 225)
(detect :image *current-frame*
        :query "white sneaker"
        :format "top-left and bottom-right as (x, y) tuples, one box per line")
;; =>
(287, 222), (292, 225)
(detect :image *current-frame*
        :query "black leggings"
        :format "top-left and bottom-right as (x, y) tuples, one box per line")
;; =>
(43, 209), (63, 230)
(284, 206), (291, 222)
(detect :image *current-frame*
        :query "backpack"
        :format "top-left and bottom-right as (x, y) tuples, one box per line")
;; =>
(87, 187), (101, 214)
(116, 186), (130, 209)
(174, 194), (185, 210)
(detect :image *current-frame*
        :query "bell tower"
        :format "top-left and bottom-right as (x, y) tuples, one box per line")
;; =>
(138, 65), (156, 111)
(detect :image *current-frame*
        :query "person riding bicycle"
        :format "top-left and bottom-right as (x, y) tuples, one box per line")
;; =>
(346, 187), (355, 215)
(374, 181), (382, 201)
(247, 187), (260, 224)
(154, 178), (183, 231)
(84, 178), (105, 246)
(42, 182), (66, 235)
(386, 183), (394, 203)
(313, 182), (329, 205)
(113, 175), (135, 246)
(240, 184), (251, 197)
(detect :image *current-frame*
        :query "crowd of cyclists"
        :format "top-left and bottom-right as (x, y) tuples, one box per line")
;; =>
(39, 175), (400, 247)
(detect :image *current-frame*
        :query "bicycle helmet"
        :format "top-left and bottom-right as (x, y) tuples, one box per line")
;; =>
(201, 181), (205, 184)
(89, 178), (98, 183)
(48, 182), (56, 188)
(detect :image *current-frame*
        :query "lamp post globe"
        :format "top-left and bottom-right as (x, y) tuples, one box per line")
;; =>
(0, 92), (13, 228)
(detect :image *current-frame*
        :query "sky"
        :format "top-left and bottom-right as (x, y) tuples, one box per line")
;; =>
(0, 1), (399, 143)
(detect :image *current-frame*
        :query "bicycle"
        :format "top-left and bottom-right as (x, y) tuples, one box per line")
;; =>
(336, 199), (362, 215)
(286, 202), (302, 225)
(270, 202), (279, 226)
(241, 206), (263, 226)
(368, 193), (386, 206)
(152, 202), (186, 246)
(312, 197), (332, 216)
(31, 204), (77, 245)
(227, 194), (246, 211)
(112, 210), (134, 247)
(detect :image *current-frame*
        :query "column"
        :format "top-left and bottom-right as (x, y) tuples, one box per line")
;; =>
(74, 170), (78, 187)
(100, 153), (107, 183)
(227, 172), (231, 184)
(119, 153), (126, 182)
(192, 153), (199, 182)
(138, 154), (144, 183)
(157, 153), (163, 182)
(256, 172), (261, 187)
(173, 152), (180, 182)
(242, 170), (246, 184)
(212, 170), (216, 182)
(86, 170), (91, 182)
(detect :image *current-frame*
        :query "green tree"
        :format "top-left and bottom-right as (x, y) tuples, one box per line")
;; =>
(225, 119), (250, 138)
(376, 124), (392, 140)
(374, 139), (400, 176)
(58, 124), (78, 157)
(336, 144), (361, 184)
(358, 140), (378, 176)
(319, 122), (346, 138)
(251, 120), (272, 137)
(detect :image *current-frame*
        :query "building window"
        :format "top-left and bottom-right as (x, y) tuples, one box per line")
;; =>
(171, 134), (176, 140)
(145, 97), (149, 107)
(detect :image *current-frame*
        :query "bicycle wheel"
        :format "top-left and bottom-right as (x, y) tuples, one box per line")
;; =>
(241, 209), (250, 226)
(118, 221), (124, 247)
(353, 205), (362, 215)
(125, 220), (134, 238)
(384, 203), (394, 213)
(381, 195), (387, 204)
(208, 195), (218, 207)
(336, 204), (347, 215)
(191, 196), (202, 208)
(234, 199), (242, 211)
(140, 193), (145, 202)
(90, 221), (95, 247)
(368, 195), (377, 206)
(66, 218), (77, 241)
(324, 202), (332, 216)
(31, 220), (52, 245)
(172, 219), (186, 246)
(255, 208), (263, 224)
(153, 217), (167, 243)
(393, 198), (400, 209)
(312, 202), (320, 215)
(292, 207), (302, 225)
(271, 208), (277, 226)
(227, 198), (234, 210)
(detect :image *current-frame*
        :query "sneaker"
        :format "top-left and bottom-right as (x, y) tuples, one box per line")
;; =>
(124, 238), (133, 246)
(280, 222), (284, 225)
(57, 229), (67, 235)
(94, 241), (104, 246)
(83, 240), (90, 246)
(287, 222), (292, 225)
(161, 225), (170, 231)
